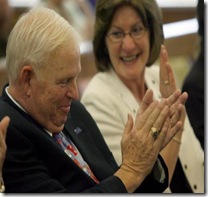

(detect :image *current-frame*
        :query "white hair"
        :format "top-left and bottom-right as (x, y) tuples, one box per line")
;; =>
(6, 6), (81, 82)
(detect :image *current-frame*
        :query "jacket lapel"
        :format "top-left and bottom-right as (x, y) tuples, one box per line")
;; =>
(63, 113), (117, 181)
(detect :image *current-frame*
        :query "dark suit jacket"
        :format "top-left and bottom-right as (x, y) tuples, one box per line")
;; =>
(182, 50), (204, 150)
(182, 0), (204, 150)
(0, 86), (168, 193)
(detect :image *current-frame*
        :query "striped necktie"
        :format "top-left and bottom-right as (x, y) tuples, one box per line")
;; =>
(53, 132), (99, 183)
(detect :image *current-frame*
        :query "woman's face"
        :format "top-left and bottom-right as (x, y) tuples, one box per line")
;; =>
(105, 5), (150, 81)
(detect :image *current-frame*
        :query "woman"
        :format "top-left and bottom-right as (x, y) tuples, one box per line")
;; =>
(81, 0), (204, 193)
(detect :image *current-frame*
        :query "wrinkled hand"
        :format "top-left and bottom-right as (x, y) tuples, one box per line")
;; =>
(159, 45), (177, 98)
(160, 89), (188, 150)
(121, 88), (187, 170)
(116, 89), (187, 192)
(159, 45), (186, 129)
(120, 89), (170, 182)
(0, 116), (10, 177)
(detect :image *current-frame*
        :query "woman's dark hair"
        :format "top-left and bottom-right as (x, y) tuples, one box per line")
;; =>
(93, 0), (164, 71)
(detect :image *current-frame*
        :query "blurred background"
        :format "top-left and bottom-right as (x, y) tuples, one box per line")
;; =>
(0, 0), (205, 97)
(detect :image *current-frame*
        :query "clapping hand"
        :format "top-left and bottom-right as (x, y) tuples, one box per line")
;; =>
(116, 88), (187, 192)
(159, 45), (186, 129)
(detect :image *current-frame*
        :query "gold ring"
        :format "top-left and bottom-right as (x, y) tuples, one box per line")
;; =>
(164, 80), (169, 85)
(150, 126), (160, 139)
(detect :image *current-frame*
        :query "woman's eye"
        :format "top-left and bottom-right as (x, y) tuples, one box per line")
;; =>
(133, 26), (141, 33)
(112, 31), (123, 38)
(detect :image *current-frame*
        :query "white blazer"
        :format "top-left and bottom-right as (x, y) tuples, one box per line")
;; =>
(81, 66), (204, 193)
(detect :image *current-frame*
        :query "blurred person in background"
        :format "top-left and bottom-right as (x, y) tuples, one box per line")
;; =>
(41, 0), (95, 41)
(182, 0), (204, 150)
(0, 3), (11, 185)
(0, 0), (13, 58)
(0, 0), (12, 95)
(81, 0), (204, 193)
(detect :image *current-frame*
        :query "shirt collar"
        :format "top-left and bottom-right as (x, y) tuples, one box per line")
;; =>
(5, 86), (54, 137)
(5, 86), (27, 113)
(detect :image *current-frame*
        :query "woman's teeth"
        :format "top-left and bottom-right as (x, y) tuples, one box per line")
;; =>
(122, 55), (137, 62)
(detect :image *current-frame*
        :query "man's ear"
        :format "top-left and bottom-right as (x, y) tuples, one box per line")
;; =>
(20, 65), (33, 96)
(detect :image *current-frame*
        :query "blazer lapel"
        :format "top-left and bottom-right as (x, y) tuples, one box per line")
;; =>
(63, 116), (116, 181)
(108, 69), (139, 114)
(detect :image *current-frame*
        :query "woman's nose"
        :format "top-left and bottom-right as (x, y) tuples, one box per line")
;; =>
(121, 34), (136, 51)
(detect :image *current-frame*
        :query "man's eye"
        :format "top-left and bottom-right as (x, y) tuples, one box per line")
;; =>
(60, 80), (67, 84)
(59, 80), (67, 87)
